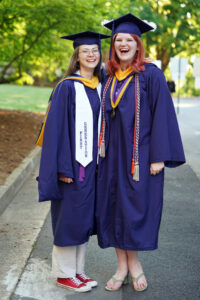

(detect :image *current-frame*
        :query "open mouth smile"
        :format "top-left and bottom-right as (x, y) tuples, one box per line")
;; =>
(120, 49), (129, 53)
(86, 59), (96, 62)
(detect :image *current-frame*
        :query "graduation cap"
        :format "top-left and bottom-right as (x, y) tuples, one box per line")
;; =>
(61, 30), (110, 49)
(103, 13), (154, 59)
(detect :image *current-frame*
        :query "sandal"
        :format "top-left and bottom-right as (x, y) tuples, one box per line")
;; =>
(105, 274), (129, 291)
(132, 272), (148, 292)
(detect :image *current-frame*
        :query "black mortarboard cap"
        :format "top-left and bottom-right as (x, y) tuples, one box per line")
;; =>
(61, 30), (110, 49)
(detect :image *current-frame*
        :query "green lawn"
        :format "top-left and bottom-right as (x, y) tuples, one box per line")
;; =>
(0, 84), (53, 112)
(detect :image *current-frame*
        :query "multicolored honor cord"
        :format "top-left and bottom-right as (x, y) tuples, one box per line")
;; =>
(131, 73), (140, 182)
(99, 76), (112, 157)
(98, 73), (140, 182)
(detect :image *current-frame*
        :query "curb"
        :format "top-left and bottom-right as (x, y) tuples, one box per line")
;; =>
(0, 146), (41, 216)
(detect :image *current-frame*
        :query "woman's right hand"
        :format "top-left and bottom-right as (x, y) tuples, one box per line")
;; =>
(150, 162), (164, 175)
(58, 173), (73, 183)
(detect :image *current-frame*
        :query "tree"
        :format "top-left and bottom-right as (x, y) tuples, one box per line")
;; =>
(0, 0), (111, 84)
(1, 0), (200, 83)
(133, 0), (200, 71)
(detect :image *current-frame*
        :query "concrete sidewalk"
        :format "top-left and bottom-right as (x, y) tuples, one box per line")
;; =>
(0, 152), (50, 300)
(0, 97), (200, 300)
(0, 147), (42, 216)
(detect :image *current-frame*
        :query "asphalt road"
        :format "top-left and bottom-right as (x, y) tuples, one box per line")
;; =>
(1, 97), (200, 300)
(11, 165), (200, 300)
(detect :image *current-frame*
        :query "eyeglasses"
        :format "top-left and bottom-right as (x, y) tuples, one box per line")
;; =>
(79, 49), (99, 55)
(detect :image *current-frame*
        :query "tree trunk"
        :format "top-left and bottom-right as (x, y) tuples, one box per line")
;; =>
(156, 46), (170, 72)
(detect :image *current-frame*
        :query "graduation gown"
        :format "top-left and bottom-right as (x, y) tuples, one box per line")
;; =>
(37, 76), (100, 246)
(96, 63), (185, 250)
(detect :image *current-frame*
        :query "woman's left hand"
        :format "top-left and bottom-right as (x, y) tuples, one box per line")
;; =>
(150, 162), (164, 175)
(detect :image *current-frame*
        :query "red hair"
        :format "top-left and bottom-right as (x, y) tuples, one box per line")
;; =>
(106, 34), (150, 75)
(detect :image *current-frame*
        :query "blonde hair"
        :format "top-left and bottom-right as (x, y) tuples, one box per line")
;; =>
(65, 46), (101, 78)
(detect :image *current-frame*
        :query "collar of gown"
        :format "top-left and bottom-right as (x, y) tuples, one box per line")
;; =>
(115, 66), (134, 81)
(36, 73), (99, 147)
(71, 71), (99, 89)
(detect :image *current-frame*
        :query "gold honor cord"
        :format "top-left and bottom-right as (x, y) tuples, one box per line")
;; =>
(36, 76), (99, 147)
(110, 75), (133, 118)
(99, 73), (140, 182)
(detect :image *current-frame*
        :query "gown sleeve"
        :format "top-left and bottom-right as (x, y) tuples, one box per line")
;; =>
(37, 81), (74, 202)
(148, 66), (186, 167)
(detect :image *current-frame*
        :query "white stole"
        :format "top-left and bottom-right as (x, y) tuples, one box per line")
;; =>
(75, 81), (101, 167)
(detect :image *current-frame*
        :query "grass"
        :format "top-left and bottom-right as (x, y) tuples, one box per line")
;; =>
(0, 84), (53, 112)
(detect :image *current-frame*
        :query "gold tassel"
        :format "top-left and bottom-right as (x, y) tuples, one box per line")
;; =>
(100, 140), (105, 157)
(133, 164), (139, 181)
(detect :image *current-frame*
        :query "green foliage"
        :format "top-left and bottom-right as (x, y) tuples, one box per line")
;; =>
(0, 0), (200, 93)
(135, 0), (200, 70)
(179, 69), (200, 97)
(0, 0), (112, 84)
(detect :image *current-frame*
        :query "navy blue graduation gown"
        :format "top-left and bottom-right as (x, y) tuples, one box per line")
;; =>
(37, 76), (100, 246)
(96, 64), (185, 251)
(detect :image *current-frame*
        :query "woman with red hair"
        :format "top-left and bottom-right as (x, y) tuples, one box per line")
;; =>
(96, 14), (185, 292)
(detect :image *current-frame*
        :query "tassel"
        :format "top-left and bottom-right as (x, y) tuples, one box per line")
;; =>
(133, 164), (139, 182)
(99, 140), (105, 157)
(131, 160), (135, 175)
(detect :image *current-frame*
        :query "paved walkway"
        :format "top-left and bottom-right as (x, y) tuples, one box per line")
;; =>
(0, 168), (50, 300)
(0, 98), (200, 300)
(9, 165), (200, 300)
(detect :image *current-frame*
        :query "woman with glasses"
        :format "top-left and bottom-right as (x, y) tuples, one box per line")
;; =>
(37, 31), (109, 293)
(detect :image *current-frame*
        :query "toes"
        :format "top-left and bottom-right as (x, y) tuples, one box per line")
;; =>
(133, 278), (147, 291)
(106, 281), (112, 289)
(133, 282), (139, 290)
(113, 282), (121, 289)
(140, 283), (144, 289)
